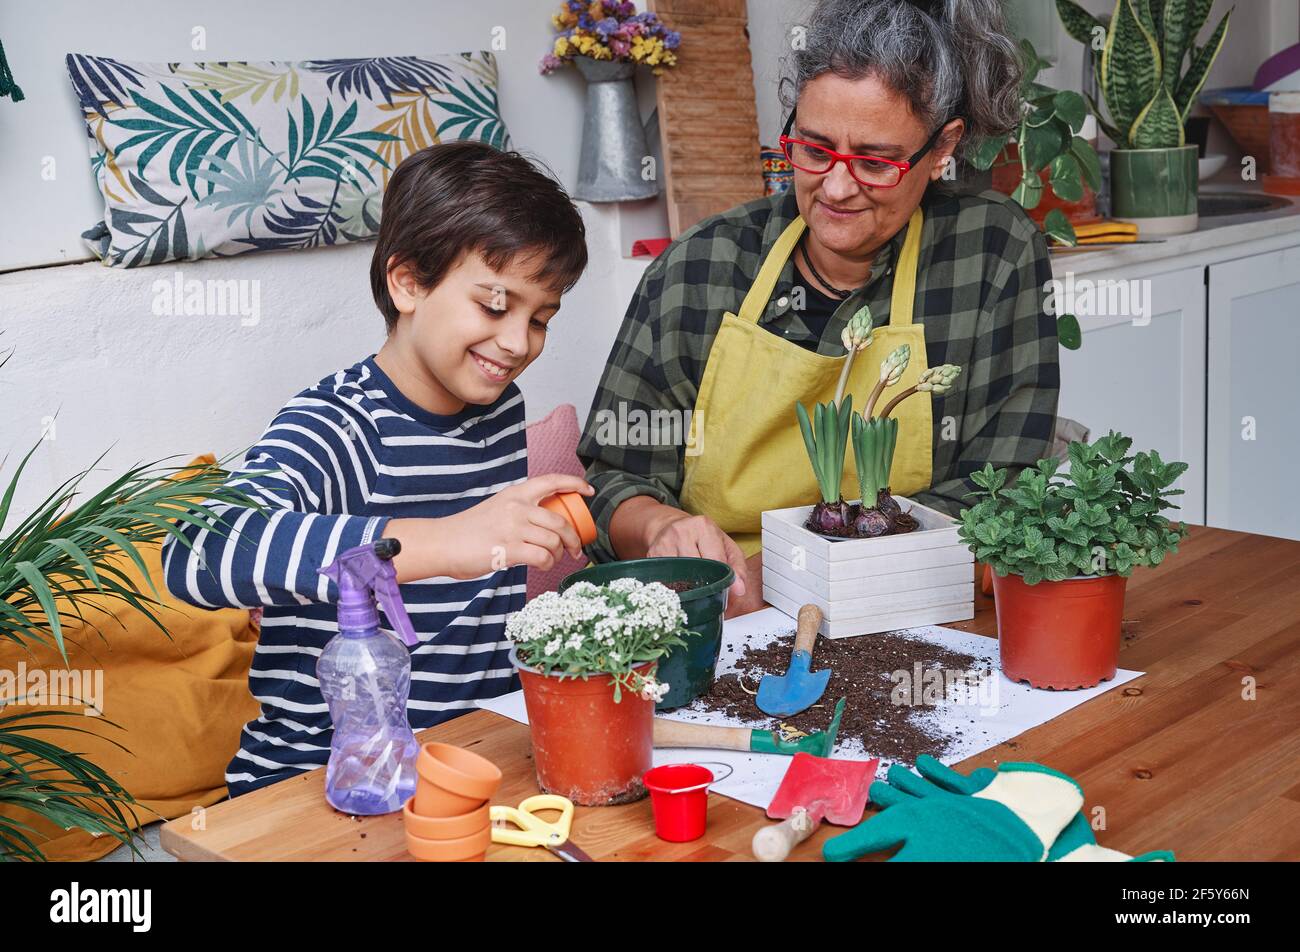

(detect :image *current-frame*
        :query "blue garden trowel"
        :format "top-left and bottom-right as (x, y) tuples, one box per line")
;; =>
(757, 604), (830, 717)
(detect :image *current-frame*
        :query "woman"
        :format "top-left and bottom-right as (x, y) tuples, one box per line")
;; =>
(578, 0), (1059, 616)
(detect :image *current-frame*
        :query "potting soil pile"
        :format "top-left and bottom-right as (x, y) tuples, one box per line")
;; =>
(475, 606), (1143, 812)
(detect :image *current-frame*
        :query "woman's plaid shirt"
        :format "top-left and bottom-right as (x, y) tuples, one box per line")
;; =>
(577, 186), (1059, 563)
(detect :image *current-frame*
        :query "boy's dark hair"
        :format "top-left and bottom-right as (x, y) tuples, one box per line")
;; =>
(370, 141), (588, 330)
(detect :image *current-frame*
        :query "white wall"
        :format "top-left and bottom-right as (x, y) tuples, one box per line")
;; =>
(0, 1), (797, 524)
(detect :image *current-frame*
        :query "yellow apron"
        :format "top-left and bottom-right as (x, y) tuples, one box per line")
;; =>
(679, 208), (933, 558)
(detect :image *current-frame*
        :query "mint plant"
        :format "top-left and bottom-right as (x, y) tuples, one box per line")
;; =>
(958, 432), (1190, 584)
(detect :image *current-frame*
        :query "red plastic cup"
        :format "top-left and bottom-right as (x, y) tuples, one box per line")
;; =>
(643, 763), (714, 842)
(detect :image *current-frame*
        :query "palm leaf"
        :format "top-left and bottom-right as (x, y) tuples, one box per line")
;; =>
(434, 78), (511, 150)
(174, 62), (301, 105)
(303, 57), (455, 104)
(65, 54), (146, 117)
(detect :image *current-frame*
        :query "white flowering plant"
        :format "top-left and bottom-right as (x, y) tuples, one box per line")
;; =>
(506, 578), (689, 702)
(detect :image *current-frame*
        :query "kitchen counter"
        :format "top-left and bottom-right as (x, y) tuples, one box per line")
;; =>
(1050, 173), (1300, 278)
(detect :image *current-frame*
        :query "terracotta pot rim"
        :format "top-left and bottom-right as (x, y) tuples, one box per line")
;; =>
(416, 742), (502, 800)
(508, 644), (656, 681)
(999, 572), (1126, 583)
(404, 824), (492, 861)
(403, 798), (491, 839)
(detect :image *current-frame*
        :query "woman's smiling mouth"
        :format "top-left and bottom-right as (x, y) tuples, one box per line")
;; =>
(816, 200), (870, 220)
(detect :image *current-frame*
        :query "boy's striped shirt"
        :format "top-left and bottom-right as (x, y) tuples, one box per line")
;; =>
(162, 355), (527, 796)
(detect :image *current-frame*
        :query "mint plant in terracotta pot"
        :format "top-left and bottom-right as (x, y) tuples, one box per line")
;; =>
(506, 578), (687, 805)
(958, 432), (1189, 689)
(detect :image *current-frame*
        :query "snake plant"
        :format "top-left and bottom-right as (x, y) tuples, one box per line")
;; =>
(1057, 0), (1231, 149)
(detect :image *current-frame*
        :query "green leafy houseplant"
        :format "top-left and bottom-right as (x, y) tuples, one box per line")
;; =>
(504, 578), (688, 702)
(1057, 0), (1231, 149)
(958, 431), (1190, 584)
(968, 39), (1097, 350)
(0, 395), (261, 860)
(969, 39), (1102, 248)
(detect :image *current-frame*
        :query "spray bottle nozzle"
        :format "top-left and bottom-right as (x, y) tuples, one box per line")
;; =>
(319, 539), (419, 646)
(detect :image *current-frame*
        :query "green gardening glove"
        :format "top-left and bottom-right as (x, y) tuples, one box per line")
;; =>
(824, 759), (1085, 862)
(849, 755), (1174, 862)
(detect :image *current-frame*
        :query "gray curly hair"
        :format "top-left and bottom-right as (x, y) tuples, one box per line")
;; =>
(779, 0), (1023, 160)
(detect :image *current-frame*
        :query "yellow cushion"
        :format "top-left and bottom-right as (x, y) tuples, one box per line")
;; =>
(0, 456), (258, 861)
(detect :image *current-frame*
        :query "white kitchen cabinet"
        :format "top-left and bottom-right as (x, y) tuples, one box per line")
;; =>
(1056, 265), (1208, 525)
(1207, 246), (1300, 541)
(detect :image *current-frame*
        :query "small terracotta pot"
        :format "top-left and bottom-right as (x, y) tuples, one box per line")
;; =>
(540, 492), (598, 546)
(413, 742), (502, 817)
(404, 824), (491, 862)
(513, 648), (654, 806)
(992, 572), (1128, 690)
(403, 798), (490, 840)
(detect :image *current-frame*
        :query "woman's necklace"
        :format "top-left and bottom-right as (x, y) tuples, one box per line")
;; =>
(798, 233), (868, 300)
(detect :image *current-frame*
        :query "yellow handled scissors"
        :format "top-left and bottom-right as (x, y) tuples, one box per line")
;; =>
(489, 794), (595, 862)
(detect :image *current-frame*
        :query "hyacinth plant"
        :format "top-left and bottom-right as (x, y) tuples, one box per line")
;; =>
(850, 350), (962, 537)
(506, 578), (688, 702)
(794, 306), (873, 535)
(540, 1), (682, 76)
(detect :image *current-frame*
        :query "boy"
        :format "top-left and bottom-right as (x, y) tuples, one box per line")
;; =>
(163, 142), (592, 797)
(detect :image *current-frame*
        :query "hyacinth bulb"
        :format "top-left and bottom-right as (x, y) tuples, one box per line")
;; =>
(853, 505), (894, 538)
(808, 500), (852, 534)
(875, 488), (902, 518)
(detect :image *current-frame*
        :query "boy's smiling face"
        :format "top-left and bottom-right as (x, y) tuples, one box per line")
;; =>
(379, 247), (562, 416)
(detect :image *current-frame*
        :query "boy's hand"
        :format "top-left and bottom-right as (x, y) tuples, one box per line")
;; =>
(392, 474), (594, 582)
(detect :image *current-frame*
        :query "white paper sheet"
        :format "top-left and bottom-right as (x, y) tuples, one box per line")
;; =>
(477, 607), (1142, 811)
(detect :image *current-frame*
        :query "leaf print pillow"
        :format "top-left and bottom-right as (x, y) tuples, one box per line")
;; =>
(67, 53), (513, 267)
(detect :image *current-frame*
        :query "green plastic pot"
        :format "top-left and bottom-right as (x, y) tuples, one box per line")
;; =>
(1110, 145), (1199, 236)
(559, 557), (734, 710)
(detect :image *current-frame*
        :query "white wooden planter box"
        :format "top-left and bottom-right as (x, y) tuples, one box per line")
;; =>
(761, 496), (975, 638)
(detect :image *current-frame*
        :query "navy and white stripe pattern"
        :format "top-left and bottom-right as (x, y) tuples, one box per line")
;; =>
(162, 355), (527, 797)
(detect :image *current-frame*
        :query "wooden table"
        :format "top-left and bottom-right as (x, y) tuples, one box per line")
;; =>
(160, 526), (1300, 861)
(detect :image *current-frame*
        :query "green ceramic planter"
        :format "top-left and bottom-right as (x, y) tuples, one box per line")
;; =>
(559, 557), (734, 710)
(1110, 145), (1199, 235)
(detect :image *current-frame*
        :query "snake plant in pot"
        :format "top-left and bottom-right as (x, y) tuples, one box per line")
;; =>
(1057, 0), (1232, 235)
(958, 431), (1189, 689)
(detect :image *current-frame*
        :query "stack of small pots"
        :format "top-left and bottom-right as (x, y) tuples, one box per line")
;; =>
(403, 742), (502, 862)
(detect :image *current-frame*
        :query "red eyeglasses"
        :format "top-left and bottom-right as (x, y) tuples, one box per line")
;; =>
(778, 112), (952, 189)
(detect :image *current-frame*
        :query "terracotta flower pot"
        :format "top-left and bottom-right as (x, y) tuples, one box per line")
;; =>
(512, 647), (654, 806)
(413, 742), (502, 817)
(402, 798), (491, 840)
(992, 572), (1128, 690)
(404, 824), (491, 862)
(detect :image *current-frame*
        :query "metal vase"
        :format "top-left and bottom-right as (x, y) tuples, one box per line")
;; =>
(572, 57), (660, 202)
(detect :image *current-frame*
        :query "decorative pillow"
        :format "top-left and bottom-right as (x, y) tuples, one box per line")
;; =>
(67, 53), (512, 267)
(524, 403), (590, 602)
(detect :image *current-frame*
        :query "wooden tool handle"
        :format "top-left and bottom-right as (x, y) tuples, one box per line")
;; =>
(794, 604), (822, 656)
(653, 719), (751, 751)
(752, 807), (819, 862)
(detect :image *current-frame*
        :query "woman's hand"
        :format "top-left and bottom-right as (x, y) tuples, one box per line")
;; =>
(387, 474), (593, 582)
(616, 500), (747, 604)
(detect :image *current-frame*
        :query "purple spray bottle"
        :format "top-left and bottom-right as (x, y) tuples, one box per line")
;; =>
(317, 538), (420, 815)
